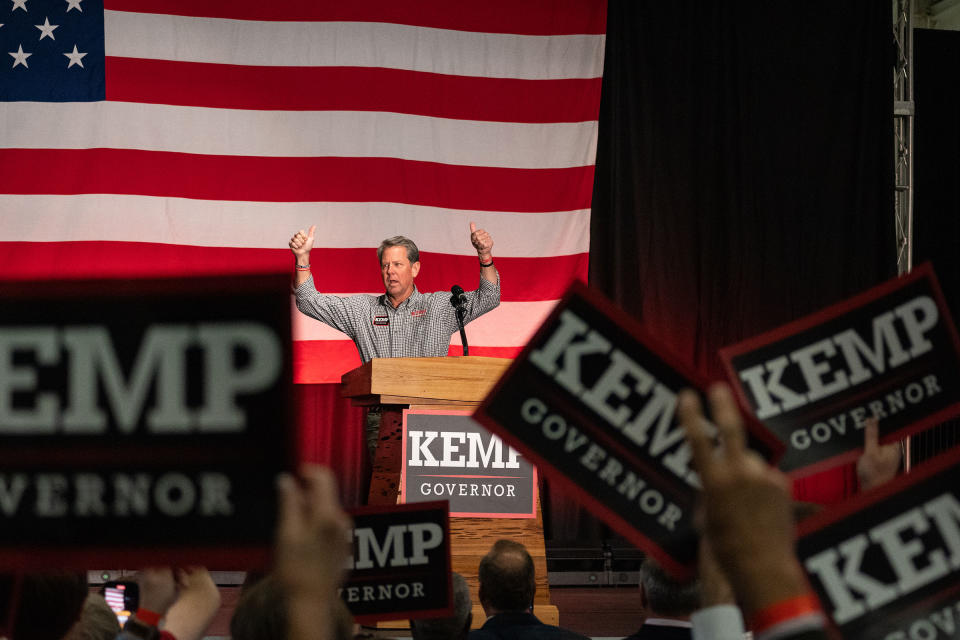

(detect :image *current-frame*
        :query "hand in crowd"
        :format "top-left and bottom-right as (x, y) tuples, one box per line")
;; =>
(289, 225), (317, 259)
(469, 222), (493, 261)
(135, 567), (179, 617)
(275, 465), (353, 640)
(678, 384), (809, 618)
(132, 567), (221, 640)
(697, 531), (735, 608)
(856, 416), (902, 491)
(163, 567), (223, 640)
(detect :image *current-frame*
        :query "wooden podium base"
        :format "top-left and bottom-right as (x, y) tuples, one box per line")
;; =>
(366, 403), (559, 629)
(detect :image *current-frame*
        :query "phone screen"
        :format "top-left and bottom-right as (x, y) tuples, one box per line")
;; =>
(101, 581), (138, 626)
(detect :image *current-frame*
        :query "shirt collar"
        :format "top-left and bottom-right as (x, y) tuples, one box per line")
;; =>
(643, 618), (692, 628)
(380, 285), (422, 311)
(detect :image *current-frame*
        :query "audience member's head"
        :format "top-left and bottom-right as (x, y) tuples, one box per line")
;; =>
(231, 573), (354, 640)
(231, 574), (288, 640)
(477, 540), (535, 615)
(62, 594), (121, 640)
(410, 572), (472, 640)
(2, 571), (88, 640)
(638, 557), (700, 620)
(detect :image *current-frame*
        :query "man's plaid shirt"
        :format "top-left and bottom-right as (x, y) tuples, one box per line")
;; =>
(294, 275), (501, 362)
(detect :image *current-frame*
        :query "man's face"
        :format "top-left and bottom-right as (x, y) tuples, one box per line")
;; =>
(381, 245), (420, 302)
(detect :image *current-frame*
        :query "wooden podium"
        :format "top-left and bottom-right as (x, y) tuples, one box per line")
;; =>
(341, 356), (560, 627)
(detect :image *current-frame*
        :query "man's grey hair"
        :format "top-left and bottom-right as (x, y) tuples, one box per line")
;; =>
(378, 236), (420, 265)
(410, 572), (472, 640)
(639, 557), (700, 618)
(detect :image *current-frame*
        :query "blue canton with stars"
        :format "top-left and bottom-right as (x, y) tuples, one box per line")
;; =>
(0, 0), (104, 101)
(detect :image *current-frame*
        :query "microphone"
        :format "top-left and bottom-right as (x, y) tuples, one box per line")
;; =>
(450, 284), (467, 308)
(450, 285), (469, 356)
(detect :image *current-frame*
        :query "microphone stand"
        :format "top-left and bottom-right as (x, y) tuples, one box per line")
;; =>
(451, 286), (469, 356)
(455, 304), (469, 356)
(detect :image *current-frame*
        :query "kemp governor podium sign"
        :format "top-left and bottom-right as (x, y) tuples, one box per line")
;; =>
(401, 410), (537, 518)
(0, 275), (293, 567)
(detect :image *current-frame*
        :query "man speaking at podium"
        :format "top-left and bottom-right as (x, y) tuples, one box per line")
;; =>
(288, 222), (500, 361)
(289, 223), (501, 456)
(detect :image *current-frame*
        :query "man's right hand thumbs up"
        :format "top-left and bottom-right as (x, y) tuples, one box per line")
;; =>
(289, 225), (316, 258)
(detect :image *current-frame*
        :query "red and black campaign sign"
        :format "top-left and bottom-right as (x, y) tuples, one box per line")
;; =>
(797, 448), (960, 640)
(720, 264), (960, 477)
(343, 501), (452, 623)
(474, 282), (782, 579)
(0, 275), (293, 568)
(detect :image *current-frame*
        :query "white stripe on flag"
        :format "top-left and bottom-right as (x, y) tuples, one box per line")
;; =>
(0, 195), (590, 257)
(1, 102), (598, 169)
(105, 10), (606, 80)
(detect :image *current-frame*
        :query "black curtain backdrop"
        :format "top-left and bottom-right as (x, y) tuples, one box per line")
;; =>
(911, 29), (960, 464)
(915, 29), (960, 338)
(543, 1), (895, 542)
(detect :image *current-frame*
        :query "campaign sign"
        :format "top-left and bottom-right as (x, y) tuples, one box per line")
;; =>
(401, 410), (537, 518)
(0, 275), (293, 567)
(474, 282), (782, 578)
(720, 264), (960, 477)
(343, 501), (452, 623)
(797, 448), (960, 640)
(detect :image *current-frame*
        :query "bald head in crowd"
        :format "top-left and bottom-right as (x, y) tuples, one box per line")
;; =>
(472, 540), (589, 640)
(477, 539), (536, 615)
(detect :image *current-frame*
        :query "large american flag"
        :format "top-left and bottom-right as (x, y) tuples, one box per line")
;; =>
(1, 0), (606, 383)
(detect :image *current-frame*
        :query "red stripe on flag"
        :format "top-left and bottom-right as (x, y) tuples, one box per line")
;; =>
(0, 243), (587, 302)
(294, 340), (522, 383)
(105, 58), (603, 123)
(103, 0), (607, 35)
(0, 242), (287, 279)
(401, 252), (588, 301)
(3, 149), (595, 213)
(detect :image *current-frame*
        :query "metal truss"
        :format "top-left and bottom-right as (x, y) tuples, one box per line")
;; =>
(894, 0), (914, 276)
(894, 0), (916, 468)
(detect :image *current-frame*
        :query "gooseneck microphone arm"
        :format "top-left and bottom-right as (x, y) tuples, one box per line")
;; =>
(450, 285), (469, 356)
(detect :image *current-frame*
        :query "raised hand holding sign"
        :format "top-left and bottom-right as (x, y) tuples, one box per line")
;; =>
(855, 417), (902, 491)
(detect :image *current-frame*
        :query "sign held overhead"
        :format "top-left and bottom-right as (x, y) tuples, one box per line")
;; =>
(475, 282), (781, 578)
(721, 264), (960, 477)
(342, 501), (453, 623)
(797, 447), (960, 639)
(0, 275), (293, 568)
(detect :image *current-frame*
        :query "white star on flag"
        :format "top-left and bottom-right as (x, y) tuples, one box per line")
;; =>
(11, 0), (28, 12)
(36, 17), (59, 41)
(9, 43), (31, 68)
(65, 0), (82, 11)
(64, 43), (86, 68)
